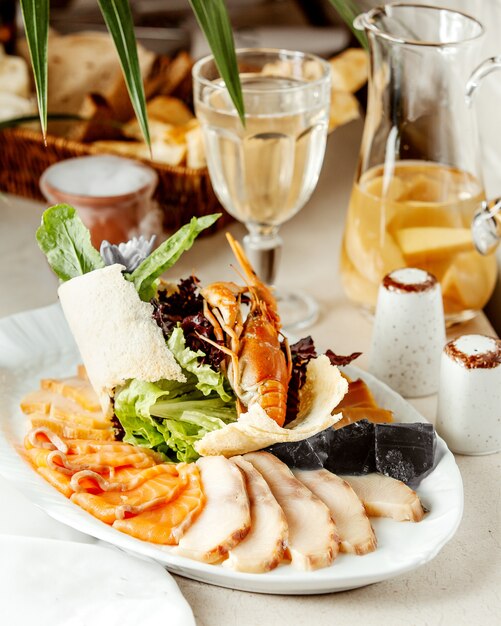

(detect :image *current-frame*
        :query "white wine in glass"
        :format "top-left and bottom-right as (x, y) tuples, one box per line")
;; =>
(193, 49), (331, 330)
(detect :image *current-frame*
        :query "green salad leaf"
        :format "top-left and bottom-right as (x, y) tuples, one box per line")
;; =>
(36, 204), (105, 281)
(129, 213), (221, 301)
(114, 376), (237, 463)
(167, 326), (231, 401)
(114, 326), (237, 462)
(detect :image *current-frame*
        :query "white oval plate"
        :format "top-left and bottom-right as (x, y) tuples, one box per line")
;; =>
(0, 304), (463, 594)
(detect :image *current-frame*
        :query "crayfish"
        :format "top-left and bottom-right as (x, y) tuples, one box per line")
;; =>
(200, 234), (291, 427)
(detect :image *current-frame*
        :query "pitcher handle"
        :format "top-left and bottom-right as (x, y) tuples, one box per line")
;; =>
(466, 58), (501, 254)
(472, 199), (501, 256)
(466, 56), (501, 104)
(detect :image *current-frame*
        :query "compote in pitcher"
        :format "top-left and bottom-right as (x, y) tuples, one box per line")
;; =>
(340, 4), (498, 322)
(341, 161), (497, 317)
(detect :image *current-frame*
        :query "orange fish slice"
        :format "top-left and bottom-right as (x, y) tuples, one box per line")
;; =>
(70, 464), (180, 493)
(71, 465), (189, 524)
(41, 376), (101, 412)
(23, 448), (73, 498)
(24, 427), (68, 452)
(37, 467), (73, 498)
(63, 440), (162, 460)
(47, 446), (161, 475)
(113, 465), (205, 544)
(28, 415), (116, 442)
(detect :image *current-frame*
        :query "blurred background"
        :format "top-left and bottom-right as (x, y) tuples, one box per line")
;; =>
(1, 0), (499, 330)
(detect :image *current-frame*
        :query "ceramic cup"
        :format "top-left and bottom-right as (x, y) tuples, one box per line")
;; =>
(369, 268), (446, 397)
(436, 334), (501, 455)
(40, 155), (159, 248)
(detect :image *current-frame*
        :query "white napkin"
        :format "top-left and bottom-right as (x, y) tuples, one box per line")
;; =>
(0, 477), (196, 626)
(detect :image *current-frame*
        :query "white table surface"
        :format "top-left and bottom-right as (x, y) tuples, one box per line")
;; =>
(0, 119), (499, 626)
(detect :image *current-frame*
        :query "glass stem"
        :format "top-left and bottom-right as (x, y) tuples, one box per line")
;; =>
(243, 226), (283, 286)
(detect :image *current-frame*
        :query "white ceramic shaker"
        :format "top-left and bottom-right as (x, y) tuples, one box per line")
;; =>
(436, 335), (501, 455)
(369, 268), (446, 397)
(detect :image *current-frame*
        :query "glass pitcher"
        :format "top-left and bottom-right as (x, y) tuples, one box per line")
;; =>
(340, 3), (501, 323)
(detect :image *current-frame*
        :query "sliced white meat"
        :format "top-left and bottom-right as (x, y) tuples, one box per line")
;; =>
(340, 473), (425, 522)
(293, 469), (376, 555)
(243, 452), (338, 571)
(224, 456), (288, 573)
(174, 456), (251, 563)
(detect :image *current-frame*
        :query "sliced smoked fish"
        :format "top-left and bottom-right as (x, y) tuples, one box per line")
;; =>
(24, 447), (53, 469)
(37, 467), (73, 497)
(21, 390), (111, 429)
(293, 469), (376, 555)
(225, 456), (288, 573)
(113, 465), (205, 544)
(41, 376), (101, 411)
(337, 378), (378, 409)
(70, 464), (179, 493)
(62, 439), (162, 459)
(244, 452), (338, 571)
(28, 415), (116, 442)
(334, 379), (393, 429)
(23, 448), (73, 497)
(71, 464), (188, 524)
(24, 427), (68, 453)
(46, 446), (161, 475)
(175, 456), (251, 564)
(341, 474), (425, 522)
(334, 407), (393, 430)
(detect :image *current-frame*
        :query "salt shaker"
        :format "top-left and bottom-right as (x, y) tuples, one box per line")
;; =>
(436, 335), (501, 455)
(369, 268), (446, 397)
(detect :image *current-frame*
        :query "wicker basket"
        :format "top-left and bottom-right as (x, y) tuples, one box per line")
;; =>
(0, 126), (231, 234)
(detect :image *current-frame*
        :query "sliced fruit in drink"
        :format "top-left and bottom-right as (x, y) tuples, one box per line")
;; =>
(395, 227), (473, 264)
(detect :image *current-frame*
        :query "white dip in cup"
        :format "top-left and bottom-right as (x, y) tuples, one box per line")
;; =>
(40, 155), (159, 247)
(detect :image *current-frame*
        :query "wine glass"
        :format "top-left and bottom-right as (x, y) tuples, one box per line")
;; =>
(193, 48), (332, 330)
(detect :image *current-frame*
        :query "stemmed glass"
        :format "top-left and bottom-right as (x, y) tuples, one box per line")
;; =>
(193, 48), (332, 330)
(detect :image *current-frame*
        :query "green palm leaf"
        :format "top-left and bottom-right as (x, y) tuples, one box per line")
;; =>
(189, 0), (245, 125)
(19, 0), (49, 139)
(97, 0), (151, 148)
(327, 0), (367, 49)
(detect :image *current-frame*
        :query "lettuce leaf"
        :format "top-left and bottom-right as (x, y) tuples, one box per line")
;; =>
(114, 378), (237, 463)
(36, 204), (105, 281)
(167, 326), (231, 401)
(129, 214), (221, 301)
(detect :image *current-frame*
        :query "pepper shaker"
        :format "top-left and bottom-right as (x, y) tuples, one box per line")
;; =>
(436, 335), (501, 455)
(369, 268), (446, 397)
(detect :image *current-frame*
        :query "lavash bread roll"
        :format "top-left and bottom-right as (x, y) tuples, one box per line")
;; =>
(195, 355), (348, 457)
(58, 264), (185, 418)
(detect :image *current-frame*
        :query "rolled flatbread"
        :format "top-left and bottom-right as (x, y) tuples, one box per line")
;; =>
(58, 264), (185, 417)
(195, 355), (348, 457)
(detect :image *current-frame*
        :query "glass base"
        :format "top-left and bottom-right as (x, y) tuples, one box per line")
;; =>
(275, 288), (319, 333)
